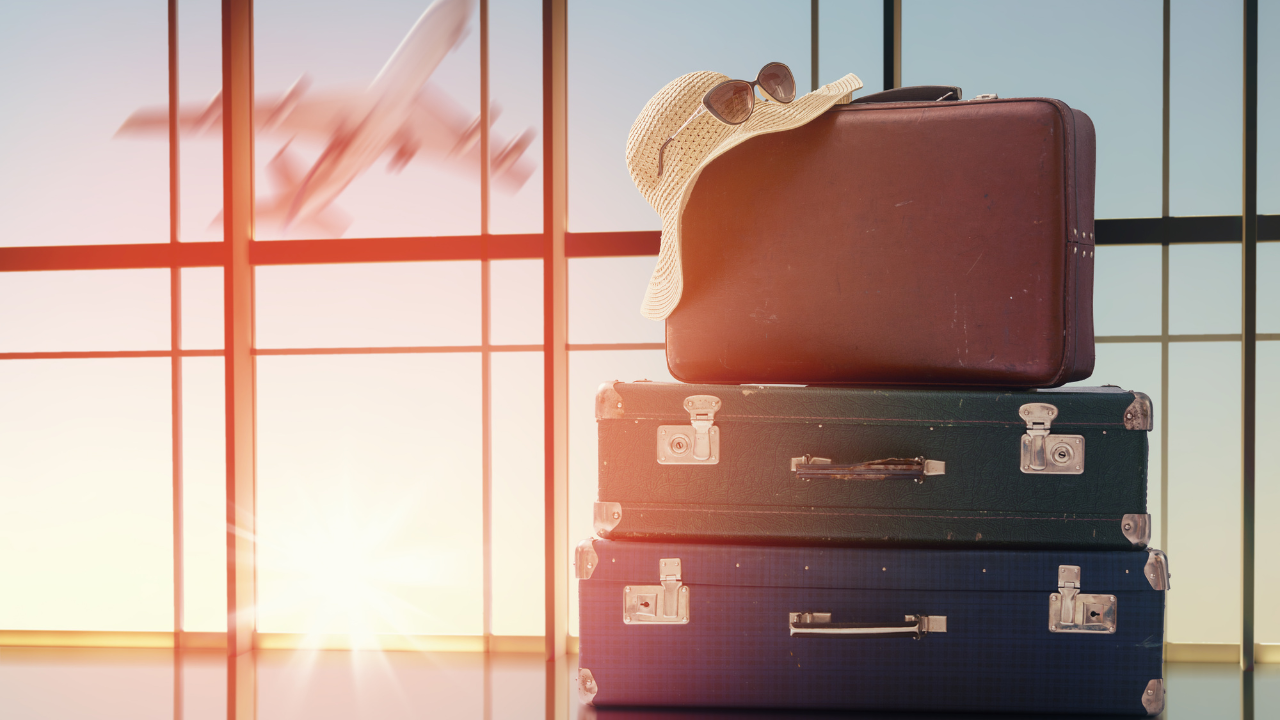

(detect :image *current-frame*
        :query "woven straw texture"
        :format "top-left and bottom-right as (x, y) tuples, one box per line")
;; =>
(626, 71), (863, 320)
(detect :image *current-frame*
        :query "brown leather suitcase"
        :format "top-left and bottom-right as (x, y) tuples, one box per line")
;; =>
(666, 86), (1096, 388)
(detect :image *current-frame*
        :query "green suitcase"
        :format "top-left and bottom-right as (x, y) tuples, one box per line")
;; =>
(595, 382), (1152, 550)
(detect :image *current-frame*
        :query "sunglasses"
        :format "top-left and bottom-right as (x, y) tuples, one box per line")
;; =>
(657, 61), (797, 177)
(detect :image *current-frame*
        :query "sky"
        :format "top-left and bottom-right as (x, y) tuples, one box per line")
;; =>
(0, 0), (1278, 644)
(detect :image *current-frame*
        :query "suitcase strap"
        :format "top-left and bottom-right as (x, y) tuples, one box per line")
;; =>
(792, 456), (945, 483)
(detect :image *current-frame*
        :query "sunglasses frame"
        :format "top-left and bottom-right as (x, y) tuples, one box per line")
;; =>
(657, 62), (796, 177)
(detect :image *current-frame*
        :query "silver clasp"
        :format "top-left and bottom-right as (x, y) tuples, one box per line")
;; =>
(623, 557), (689, 625)
(1049, 564), (1116, 634)
(1019, 403), (1085, 475)
(657, 395), (721, 465)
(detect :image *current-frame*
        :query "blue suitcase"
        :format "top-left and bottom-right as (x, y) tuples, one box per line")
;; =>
(576, 539), (1169, 715)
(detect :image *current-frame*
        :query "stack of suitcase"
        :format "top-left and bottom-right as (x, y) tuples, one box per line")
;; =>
(576, 89), (1169, 716)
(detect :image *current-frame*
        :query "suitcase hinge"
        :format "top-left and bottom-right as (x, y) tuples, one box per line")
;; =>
(623, 558), (689, 625)
(1049, 565), (1117, 634)
(1019, 403), (1086, 474)
(657, 395), (721, 465)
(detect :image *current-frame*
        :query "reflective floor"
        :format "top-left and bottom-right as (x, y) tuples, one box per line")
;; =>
(1, 648), (1277, 719)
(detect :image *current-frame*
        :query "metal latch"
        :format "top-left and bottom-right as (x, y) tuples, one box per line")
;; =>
(1049, 565), (1116, 634)
(623, 558), (689, 624)
(657, 395), (721, 465)
(969, 93), (999, 100)
(1019, 403), (1085, 474)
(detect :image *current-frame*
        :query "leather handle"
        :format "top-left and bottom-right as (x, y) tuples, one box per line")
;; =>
(789, 612), (947, 639)
(793, 456), (945, 482)
(850, 85), (962, 104)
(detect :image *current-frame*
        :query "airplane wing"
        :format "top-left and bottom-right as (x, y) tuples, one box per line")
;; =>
(116, 81), (370, 141)
(397, 82), (537, 191)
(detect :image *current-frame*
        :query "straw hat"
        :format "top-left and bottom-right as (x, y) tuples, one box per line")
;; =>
(626, 70), (863, 320)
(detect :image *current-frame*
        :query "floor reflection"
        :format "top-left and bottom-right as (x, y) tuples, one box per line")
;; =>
(1, 646), (1276, 720)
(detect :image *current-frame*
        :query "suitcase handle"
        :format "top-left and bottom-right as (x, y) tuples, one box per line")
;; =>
(792, 456), (945, 482)
(789, 612), (947, 639)
(850, 85), (962, 104)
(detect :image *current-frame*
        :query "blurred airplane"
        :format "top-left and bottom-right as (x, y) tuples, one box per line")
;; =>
(117, 0), (536, 237)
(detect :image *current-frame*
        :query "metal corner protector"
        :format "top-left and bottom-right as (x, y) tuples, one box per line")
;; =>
(1124, 392), (1154, 431)
(575, 537), (599, 580)
(1142, 678), (1164, 715)
(594, 502), (622, 536)
(578, 668), (598, 705)
(1121, 514), (1151, 546)
(595, 381), (624, 420)
(1144, 548), (1170, 591)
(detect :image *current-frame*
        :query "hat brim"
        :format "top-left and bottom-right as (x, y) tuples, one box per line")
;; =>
(629, 73), (864, 321)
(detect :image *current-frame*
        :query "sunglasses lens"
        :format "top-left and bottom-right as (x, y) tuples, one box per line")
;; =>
(758, 62), (796, 103)
(705, 81), (754, 124)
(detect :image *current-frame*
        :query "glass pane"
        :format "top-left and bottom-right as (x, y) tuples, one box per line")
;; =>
(1261, 242), (1280, 334)
(182, 356), (226, 632)
(256, 354), (482, 635)
(1260, 341), (1280, 643)
(257, 651), (483, 720)
(1167, 342), (1240, 644)
(179, 0), (225, 243)
(490, 0), (544, 235)
(181, 652), (228, 720)
(490, 655), (546, 719)
(903, 1), (1161, 219)
(0, 649), (176, 717)
(0, 270), (170, 352)
(490, 259), (543, 346)
(181, 267), (224, 351)
(0, 359), (172, 630)
(568, 257), (665, 345)
(1169, 0), (1242, 217)
(1094, 245), (1162, 337)
(819, 0), (882, 89)
(1068, 343), (1163, 549)
(1262, 0), (1280, 214)
(568, 1), (812, 232)
(1169, 243), (1241, 335)
(568, 349), (677, 636)
(254, 0), (489, 239)
(255, 262), (480, 349)
(0, 2), (168, 247)
(491, 351), (544, 636)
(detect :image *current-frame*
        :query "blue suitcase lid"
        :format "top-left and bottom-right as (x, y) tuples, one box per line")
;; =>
(581, 539), (1168, 595)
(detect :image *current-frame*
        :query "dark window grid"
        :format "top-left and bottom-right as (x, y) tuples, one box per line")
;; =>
(0, 1), (1266, 652)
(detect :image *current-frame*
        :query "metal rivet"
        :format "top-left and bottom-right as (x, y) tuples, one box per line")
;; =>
(882, 567), (887, 572)
(613, 512), (620, 519)
(1126, 412), (1133, 419)
(1075, 465), (1081, 470)
(1123, 523), (1132, 531)
(804, 566), (809, 570)
(624, 586), (630, 592)
(616, 402), (622, 408)
(660, 429), (666, 435)
(681, 586), (687, 593)
(736, 563), (740, 567)
(624, 616), (631, 623)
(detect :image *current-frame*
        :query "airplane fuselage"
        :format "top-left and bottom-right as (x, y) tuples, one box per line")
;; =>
(286, 0), (473, 226)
